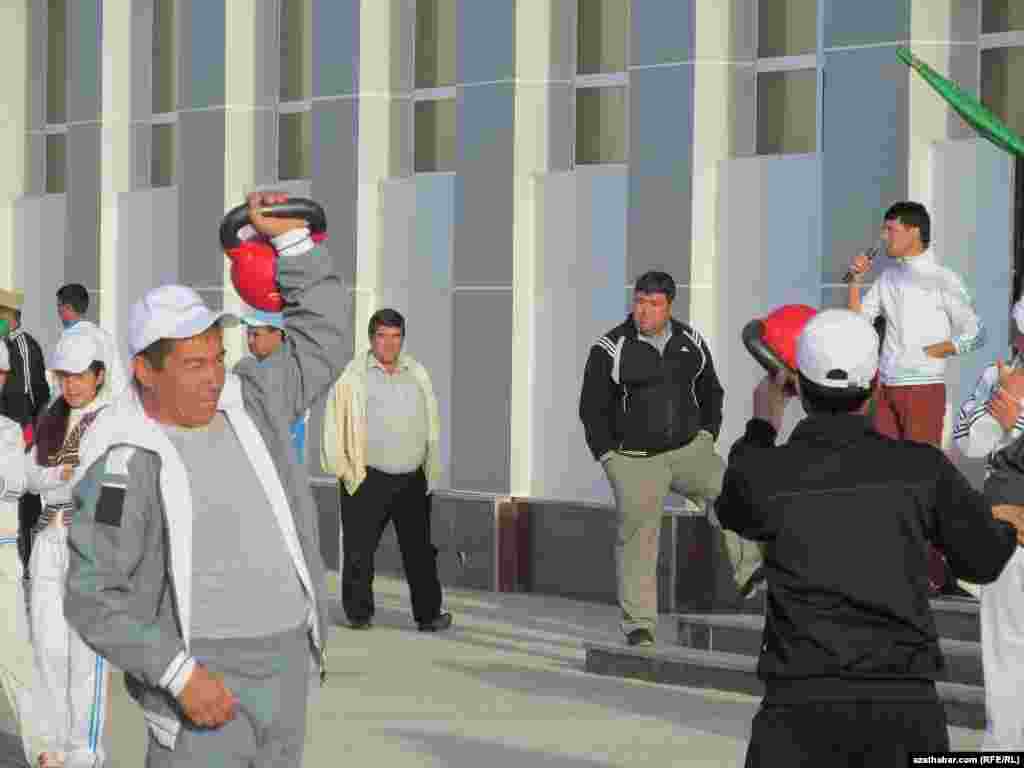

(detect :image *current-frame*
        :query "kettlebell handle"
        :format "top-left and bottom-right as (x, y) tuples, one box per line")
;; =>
(742, 319), (787, 377)
(220, 197), (327, 251)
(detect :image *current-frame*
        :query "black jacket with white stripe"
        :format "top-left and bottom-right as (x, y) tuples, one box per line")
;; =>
(1, 328), (49, 429)
(579, 315), (724, 461)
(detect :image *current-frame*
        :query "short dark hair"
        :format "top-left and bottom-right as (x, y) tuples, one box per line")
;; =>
(634, 271), (676, 303)
(56, 283), (90, 314)
(797, 372), (873, 416)
(884, 201), (931, 247)
(368, 308), (405, 338)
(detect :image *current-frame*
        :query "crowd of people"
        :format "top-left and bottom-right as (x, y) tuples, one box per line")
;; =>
(0, 193), (1021, 765)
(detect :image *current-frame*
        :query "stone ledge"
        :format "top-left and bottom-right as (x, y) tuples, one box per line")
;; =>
(584, 642), (986, 730)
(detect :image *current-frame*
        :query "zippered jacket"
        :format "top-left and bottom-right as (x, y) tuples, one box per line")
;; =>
(63, 236), (348, 751)
(859, 249), (985, 386)
(579, 315), (724, 460)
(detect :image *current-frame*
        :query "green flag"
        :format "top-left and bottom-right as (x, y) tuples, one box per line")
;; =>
(897, 46), (1024, 157)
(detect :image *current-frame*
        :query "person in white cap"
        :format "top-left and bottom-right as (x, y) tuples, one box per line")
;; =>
(953, 313), (1024, 751)
(23, 331), (109, 768)
(238, 309), (310, 465)
(63, 191), (348, 767)
(55, 283), (128, 400)
(716, 308), (1022, 766)
(0, 340), (48, 766)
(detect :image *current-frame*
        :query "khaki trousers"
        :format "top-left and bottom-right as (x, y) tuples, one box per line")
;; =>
(603, 433), (760, 635)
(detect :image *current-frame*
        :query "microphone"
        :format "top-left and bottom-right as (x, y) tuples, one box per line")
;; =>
(842, 242), (883, 284)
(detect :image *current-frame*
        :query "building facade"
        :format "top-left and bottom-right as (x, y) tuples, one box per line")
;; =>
(2, 2), (1023, 582)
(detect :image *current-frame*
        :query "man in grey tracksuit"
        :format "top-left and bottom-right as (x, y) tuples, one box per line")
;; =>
(63, 191), (348, 766)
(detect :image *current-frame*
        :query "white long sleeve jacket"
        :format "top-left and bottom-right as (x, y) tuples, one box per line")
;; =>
(860, 249), (985, 386)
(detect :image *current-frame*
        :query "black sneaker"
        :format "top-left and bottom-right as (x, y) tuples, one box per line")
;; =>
(348, 618), (372, 630)
(626, 628), (654, 647)
(417, 612), (453, 632)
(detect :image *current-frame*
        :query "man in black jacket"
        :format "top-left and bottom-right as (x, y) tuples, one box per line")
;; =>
(579, 271), (750, 646)
(0, 289), (50, 576)
(717, 308), (1021, 766)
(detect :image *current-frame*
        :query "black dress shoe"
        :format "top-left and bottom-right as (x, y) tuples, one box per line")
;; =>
(417, 612), (453, 632)
(626, 628), (654, 647)
(349, 618), (372, 630)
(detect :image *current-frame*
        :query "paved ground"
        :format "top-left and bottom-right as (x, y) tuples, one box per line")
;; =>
(0, 575), (987, 766)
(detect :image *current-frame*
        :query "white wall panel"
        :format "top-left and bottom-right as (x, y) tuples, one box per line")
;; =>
(716, 154), (820, 452)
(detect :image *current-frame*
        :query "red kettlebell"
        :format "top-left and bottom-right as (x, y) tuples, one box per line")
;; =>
(220, 198), (328, 312)
(741, 304), (818, 378)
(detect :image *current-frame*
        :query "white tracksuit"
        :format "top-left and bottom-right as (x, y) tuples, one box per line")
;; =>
(953, 354), (1024, 750)
(27, 399), (109, 767)
(0, 415), (46, 765)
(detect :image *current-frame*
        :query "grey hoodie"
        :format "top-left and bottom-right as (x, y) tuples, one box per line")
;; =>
(64, 238), (349, 750)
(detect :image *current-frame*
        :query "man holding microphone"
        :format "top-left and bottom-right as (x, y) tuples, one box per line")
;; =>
(847, 201), (986, 595)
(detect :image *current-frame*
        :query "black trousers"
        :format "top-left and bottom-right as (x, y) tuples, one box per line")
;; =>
(744, 692), (949, 767)
(339, 467), (442, 625)
(17, 493), (41, 575)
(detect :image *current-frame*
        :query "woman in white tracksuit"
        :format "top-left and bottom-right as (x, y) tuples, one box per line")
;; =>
(0, 341), (47, 766)
(28, 332), (110, 768)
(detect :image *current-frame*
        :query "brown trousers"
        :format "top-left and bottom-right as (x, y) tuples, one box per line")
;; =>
(873, 382), (949, 590)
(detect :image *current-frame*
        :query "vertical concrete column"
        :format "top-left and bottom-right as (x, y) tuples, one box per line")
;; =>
(99, 0), (135, 338)
(222, 0), (261, 366)
(0, 2), (30, 290)
(907, 2), (979, 208)
(689, 2), (752, 349)
(354, 0), (408, 356)
(509, 0), (556, 496)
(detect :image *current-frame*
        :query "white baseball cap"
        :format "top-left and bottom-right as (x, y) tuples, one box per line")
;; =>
(128, 285), (238, 357)
(796, 309), (879, 390)
(49, 332), (103, 374)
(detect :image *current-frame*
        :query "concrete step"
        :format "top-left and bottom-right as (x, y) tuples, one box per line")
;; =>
(584, 642), (986, 730)
(930, 597), (980, 643)
(675, 612), (983, 687)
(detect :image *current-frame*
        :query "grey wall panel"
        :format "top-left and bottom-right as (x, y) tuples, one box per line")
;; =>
(932, 138), (1013, 453)
(178, 0), (225, 110)
(13, 197), (66, 355)
(627, 64), (694, 282)
(67, 0), (101, 124)
(177, 109), (226, 290)
(458, 0), (514, 83)
(131, 0), (154, 123)
(548, 84), (573, 173)
(453, 83), (515, 286)
(822, 46), (908, 283)
(945, 44), (980, 141)
(533, 168), (626, 504)
(716, 154), (818, 450)
(824, 0), (910, 48)
(25, 134), (45, 198)
(730, 65), (757, 157)
(311, 100), (358, 286)
(254, 108), (277, 187)
(255, 0), (278, 108)
(550, 0), (575, 83)
(379, 175), (455, 487)
(450, 290), (511, 493)
(116, 188), (180, 369)
(27, 1), (45, 131)
(313, 0), (359, 98)
(631, 0), (694, 67)
(65, 124), (101, 292)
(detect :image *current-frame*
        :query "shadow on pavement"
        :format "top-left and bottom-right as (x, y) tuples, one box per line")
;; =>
(378, 727), (623, 767)
(433, 659), (757, 741)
